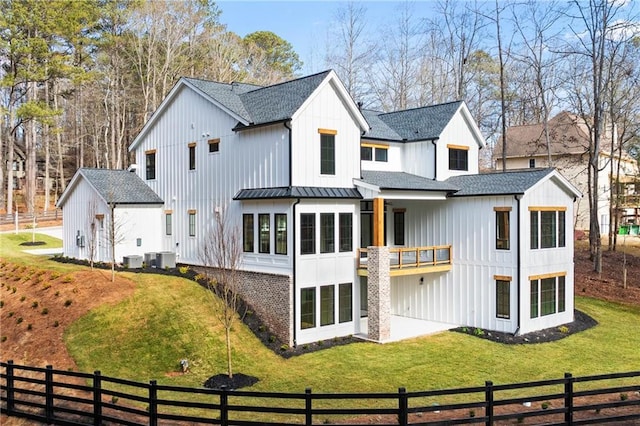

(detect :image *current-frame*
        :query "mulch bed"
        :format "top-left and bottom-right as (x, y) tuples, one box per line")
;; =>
(203, 373), (259, 390)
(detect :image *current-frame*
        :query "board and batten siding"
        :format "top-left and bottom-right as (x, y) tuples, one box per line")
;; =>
(133, 85), (289, 264)
(360, 140), (403, 173)
(436, 111), (481, 180)
(400, 140), (436, 179)
(291, 80), (361, 188)
(389, 196), (519, 333)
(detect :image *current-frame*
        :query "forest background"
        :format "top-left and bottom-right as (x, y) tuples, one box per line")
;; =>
(1, 0), (639, 230)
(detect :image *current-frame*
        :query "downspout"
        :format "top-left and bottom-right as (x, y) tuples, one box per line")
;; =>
(284, 120), (292, 186)
(292, 198), (300, 347)
(431, 139), (438, 180)
(514, 194), (521, 336)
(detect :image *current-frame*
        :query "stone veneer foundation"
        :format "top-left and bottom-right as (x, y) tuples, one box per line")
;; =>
(366, 246), (390, 342)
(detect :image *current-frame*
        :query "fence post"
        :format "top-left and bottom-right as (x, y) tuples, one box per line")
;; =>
(6, 360), (15, 415)
(305, 388), (312, 425)
(485, 381), (493, 426)
(398, 387), (408, 426)
(45, 365), (54, 423)
(93, 371), (102, 426)
(149, 380), (158, 426)
(220, 385), (228, 426)
(564, 372), (574, 425)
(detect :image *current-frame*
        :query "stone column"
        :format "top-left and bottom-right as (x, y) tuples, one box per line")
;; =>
(367, 246), (391, 342)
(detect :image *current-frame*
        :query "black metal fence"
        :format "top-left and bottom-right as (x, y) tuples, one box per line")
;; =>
(1, 361), (639, 425)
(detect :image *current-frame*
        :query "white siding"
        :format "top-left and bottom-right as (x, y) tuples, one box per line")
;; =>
(401, 140), (436, 178)
(361, 141), (403, 172)
(436, 111), (481, 180)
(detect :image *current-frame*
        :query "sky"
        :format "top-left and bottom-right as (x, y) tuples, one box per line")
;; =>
(216, 1), (422, 74)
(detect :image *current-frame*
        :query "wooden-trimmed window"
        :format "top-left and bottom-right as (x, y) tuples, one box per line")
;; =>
(319, 129), (337, 175)
(361, 143), (388, 162)
(393, 209), (405, 245)
(495, 207), (511, 250)
(188, 209), (196, 237)
(447, 144), (469, 171)
(208, 138), (220, 153)
(530, 272), (566, 318)
(145, 149), (156, 180)
(530, 207), (566, 249)
(188, 143), (196, 170)
(494, 275), (511, 319)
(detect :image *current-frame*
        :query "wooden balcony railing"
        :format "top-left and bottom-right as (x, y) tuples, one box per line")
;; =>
(357, 245), (452, 275)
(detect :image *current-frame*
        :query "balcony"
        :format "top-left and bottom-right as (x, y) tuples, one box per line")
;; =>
(357, 245), (453, 277)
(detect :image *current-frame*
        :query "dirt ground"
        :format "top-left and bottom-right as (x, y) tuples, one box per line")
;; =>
(0, 235), (639, 425)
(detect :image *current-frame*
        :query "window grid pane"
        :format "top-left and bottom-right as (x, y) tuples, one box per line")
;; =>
(339, 213), (353, 252)
(275, 214), (287, 255)
(394, 211), (404, 245)
(496, 211), (510, 250)
(300, 214), (315, 254)
(320, 134), (335, 175)
(361, 146), (372, 161)
(189, 145), (196, 170)
(339, 283), (352, 323)
(558, 211), (566, 247)
(165, 213), (172, 236)
(530, 280), (539, 318)
(375, 148), (388, 162)
(448, 149), (468, 171)
(188, 213), (196, 237)
(301, 288), (315, 329)
(558, 276), (566, 312)
(320, 213), (335, 253)
(243, 214), (254, 253)
(496, 280), (510, 319)
(259, 214), (270, 254)
(146, 153), (156, 180)
(541, 277), (556, 316)
(320, 285), (335, 326)
(541, 211), (556, 248)
(530, 211), (539, 249)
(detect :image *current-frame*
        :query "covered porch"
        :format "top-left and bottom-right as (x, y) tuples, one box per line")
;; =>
(355, 315), (457, 343)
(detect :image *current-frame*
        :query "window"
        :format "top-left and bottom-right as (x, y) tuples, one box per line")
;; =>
(374, 147), (388, 162)
(145, 150), (156, 180)
(259, 214), (270, 254)
(320, 213), (335, 253)
(300, 213), (315, 254)
(530, 273), (566, 318)
(496, 279), (510, 319)
(320, 131), (336, 175)
(339, 213), (353, 252)
(188, 210), (196, 237)
(320, 285), (335, 326)
(361, 146), (372, 161)
(448, 145), (468, 171)
(301, 288), (315, 329)
(275, 214), (287, 255)
(243, 214), (254, 252)
(165, 213), (172, 236)
(188, 143), (196, 170)
(530, 208), (566, 249)
(495, 208), (511, 250)
(393, 210), (405, 245)
(529, 158), (536, 168)
(208, 138), (220, 153)
(339, 283), (352, 323)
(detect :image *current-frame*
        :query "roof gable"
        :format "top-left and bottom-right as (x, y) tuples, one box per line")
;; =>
(57, 168), (164, 207)
(375, 101), (463, 141)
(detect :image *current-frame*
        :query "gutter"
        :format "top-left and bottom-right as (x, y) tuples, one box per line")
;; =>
(431, 140), (438, 180)
(514, 194), (521, 336)
(284, 120), (292, 186)
(292, 198), (300, 347)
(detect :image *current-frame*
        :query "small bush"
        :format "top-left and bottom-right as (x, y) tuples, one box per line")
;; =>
(64, 299), (73, 307)
(541, 402), (550, 410)
(8, 312), (14, 318)
(31, 301), (39, 308)
(280, 344), (289, 351)
(258, 325), (266, 332)
(20, 296), (26, 302)
(16, 317), (23, 324)
(179, 265), (190, 274)
(473, 328), (484, 336)
(558, 325), (569, 334)
(12, 287), (16, 293)
(41, 308), (49, 315)
(53, 320), (59, 327)
(111, 396), (119, 404)
(62, 276), (73, 284)
(50, 272), (60, 280)
(1, 336), (6, 342)
(620, 393), (628, 401)
(42, 283), (51, 290)
(469, 410), (475, 417)
(27, 324), (32, 331)
(0, 300), (3, 308)
(268, 335), (276, 343)
(55, 291), (60, 297)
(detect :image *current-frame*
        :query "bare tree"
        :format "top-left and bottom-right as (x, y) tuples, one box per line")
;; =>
(199, 208), (243, 379)
(86, 198), (99, 269)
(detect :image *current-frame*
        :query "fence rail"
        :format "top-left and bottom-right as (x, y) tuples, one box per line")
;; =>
(1, 361), (639, 425)
(0, 210), (61, 226)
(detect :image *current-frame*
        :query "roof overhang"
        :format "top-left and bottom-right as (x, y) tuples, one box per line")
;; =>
(234, 186), (362, 200)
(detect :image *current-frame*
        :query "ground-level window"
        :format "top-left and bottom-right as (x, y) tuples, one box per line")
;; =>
(259, 214), (270, 253)
(320, 213), (335, 253)
(530, 273), (566, 318)
(320, 285), (335, 326)
(339, 283), (353, 323)
(339, 213), (353, 252)
(495, 277), (511, 319)
(447, 144), (468, 171)
(145, 150), (156, 180)
(530, 208), (566, 249)
(301, 288), (315, 329)
(243, 214), (254, 252)
(360, 277), (368, 318)
(188, 210), (196, 237)
(300, 213), (315, 254)
(165, 212), (172, 236)
(495, 207), (511, 250)
(275, 213), (287, 255)
(393, 210), (405, 245)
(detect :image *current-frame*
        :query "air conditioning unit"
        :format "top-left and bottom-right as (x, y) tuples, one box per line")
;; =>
(156, 252), (176, 269)
(123, 255), (143, 269)
(144, 252), (157, 267)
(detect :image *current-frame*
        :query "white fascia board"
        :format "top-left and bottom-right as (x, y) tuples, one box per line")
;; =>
(527, 169), (583, 199)
(380, 190), (449, 201)
(129, 78), (250, 152)
(291, 70), (370, 132)
(56, 169), (83, 208)
(457, 102), (486, 149)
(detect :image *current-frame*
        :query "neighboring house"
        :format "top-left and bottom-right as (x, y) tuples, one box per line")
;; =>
(57, 168), (164, 264)
(60, 70), (581, 346)
(494, 111), (639, 233)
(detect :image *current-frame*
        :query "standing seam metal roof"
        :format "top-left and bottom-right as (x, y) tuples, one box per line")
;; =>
(234, 186), (362, 200)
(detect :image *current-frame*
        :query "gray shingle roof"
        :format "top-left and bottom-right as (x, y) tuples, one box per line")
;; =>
(445, 168), (555, 197)
(364, 101), (463, 142)
(361, 109), (402, 140)
(185, 71), (331, 127)
(80, 168), (164, 204)
(360, 171), (460, 192)
(234, 186), (362, 200)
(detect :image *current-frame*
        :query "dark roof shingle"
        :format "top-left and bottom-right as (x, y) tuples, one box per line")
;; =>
(80, 168), (164, 204)
(445, 168), (555, 197)
(360, 171), (459, 192)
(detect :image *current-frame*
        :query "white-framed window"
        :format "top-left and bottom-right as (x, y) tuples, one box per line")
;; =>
(530, 273), (566, 318)
(530, 208), (566, 249)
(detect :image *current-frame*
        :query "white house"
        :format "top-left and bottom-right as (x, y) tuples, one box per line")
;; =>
(57, 168), (164, 265)
(60, 70), (581, 346)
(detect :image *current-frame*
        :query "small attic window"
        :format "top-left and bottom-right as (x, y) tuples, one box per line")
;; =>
(208, 138), (220, 153)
